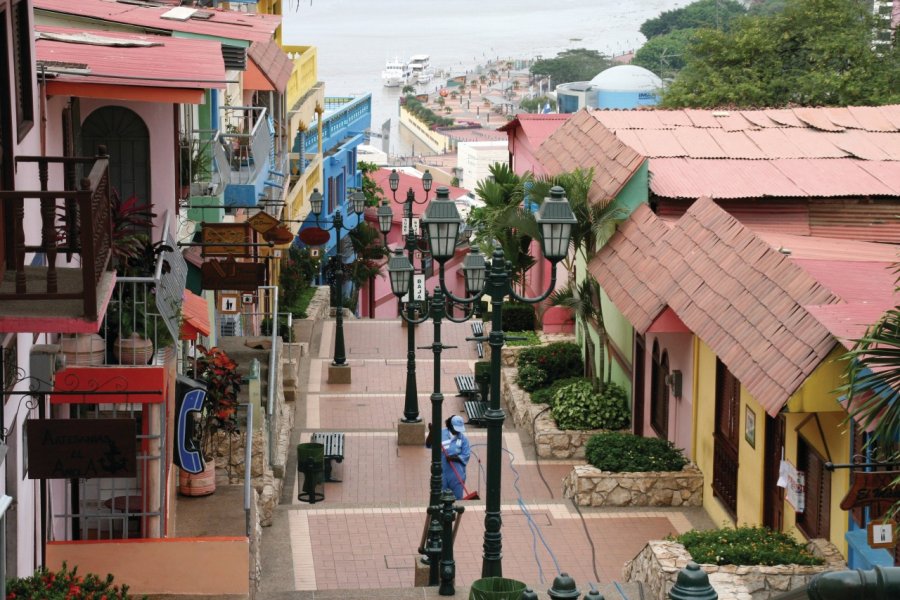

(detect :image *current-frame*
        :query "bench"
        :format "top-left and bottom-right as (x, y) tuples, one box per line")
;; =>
(471, 321), (485, 358)
(464, 400), (488, 427)
(454, 374), (478, 397)
(310, 432), (344, 482)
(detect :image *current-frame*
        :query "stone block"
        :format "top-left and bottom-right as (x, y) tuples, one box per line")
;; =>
(327, 364), (352, 383)
(414, 558), (431, 587)
(397, 420), (426, 446)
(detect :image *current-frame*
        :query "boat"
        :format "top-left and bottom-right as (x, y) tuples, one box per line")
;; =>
(407, 54), (434, 85)
(382, 57), (411, 88)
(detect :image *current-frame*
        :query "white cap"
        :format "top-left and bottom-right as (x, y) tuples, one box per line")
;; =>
(450, 415), (466, 433)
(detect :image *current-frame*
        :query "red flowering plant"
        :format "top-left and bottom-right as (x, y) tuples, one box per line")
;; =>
(192, 345), (241, 459)
(6, 562), (145, 599)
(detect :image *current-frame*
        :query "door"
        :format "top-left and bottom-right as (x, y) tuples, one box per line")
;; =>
(797, 435), (831, 540)
(713, 358), (740, 518)
(81, 106), (150, 214)
(763, 413), (785, 530)
(650, 341), (670, 439)
(633, 334), (645, 436)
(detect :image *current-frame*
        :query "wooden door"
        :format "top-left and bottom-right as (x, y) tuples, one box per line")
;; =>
(763, 413), (785, 530)
(713, 358), (740, 518)
(633, 334), (645, 436)
(797, 435), (831, 540)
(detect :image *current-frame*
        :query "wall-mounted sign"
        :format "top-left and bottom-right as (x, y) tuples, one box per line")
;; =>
(402, 217), (420, 236)
(174, 376), (206, 474)
(868, 519), (897, 549)
(26, 418), (136, 479)
(778, 460), (805, 513)
(840, 471), (900, 511)
(247, 212), (280, 235)
(402, 274), (426, 303)
(201, 258), (266, 291)
(242, 293), (256, 305)
(219, 293), (240, 314)
(201, 223), (252, 257)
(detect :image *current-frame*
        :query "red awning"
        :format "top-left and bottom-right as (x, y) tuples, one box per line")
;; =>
(181, 290), (211, 340)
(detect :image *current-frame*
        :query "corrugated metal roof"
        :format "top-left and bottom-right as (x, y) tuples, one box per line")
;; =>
(35, 0), (280, 44)
(35, 25), (225, 90)
(659, 199), (812, 235)
(498, 113), (570, 150)
(805, 303), (896, 349)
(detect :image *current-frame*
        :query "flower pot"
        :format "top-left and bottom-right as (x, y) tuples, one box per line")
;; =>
(114, 333), (154, 365)
(60, 333), (106, 366)
(179, 461), (216, 496)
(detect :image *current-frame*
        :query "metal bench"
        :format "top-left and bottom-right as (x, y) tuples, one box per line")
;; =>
(471, 321), (485, 358)
(464, 400), (488, 427)
(454, 374), (478, 397)
(310, 432), (344, 482)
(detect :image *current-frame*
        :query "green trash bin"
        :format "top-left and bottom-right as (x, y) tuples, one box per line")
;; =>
(474, 360), (491, 403)
(297, 442), (325, 504)
(469, 577), (527, 600)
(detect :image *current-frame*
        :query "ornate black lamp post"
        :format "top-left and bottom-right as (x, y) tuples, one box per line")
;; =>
(388, 168), (433, 426)
(310, 187), (367, 377)
(419, 185), (576, 578)
(388, 248), (484, 594)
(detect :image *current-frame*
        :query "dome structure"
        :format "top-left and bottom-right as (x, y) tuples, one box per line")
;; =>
(589, 65), (662, 92)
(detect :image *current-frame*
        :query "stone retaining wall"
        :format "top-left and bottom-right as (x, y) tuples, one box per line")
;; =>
(623, 539), (846, 600)
(563, 464), (703, 507)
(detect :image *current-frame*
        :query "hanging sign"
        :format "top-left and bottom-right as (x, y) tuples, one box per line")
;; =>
(402, 218), (421, 236)
(778, 460), (805, 513)
(247, 212), (280, 235)
(26, 418), (137, 479)
(219, 293), (240, 314)
(299, 227), (330, 246)
(840, 471), (900, 511)
(201, 257), (266, 291)
(201, 223), (251, 257)
(868, 519), (897, 549)
(402, 274), (426, 303)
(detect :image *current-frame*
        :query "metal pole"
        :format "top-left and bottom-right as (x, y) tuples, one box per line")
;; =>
(425, 287), (446, 584)
(402, 190), (421, 422)
(242, 403), (253, 537)
(332, 210), (347, 366)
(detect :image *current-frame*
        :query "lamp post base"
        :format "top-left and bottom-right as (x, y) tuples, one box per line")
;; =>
(327, 364), (352, 383)
(397, 420), (426, 446)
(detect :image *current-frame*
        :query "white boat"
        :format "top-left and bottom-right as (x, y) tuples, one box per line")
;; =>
(408, 54), (434, 85)
(382, 57), (411, 87)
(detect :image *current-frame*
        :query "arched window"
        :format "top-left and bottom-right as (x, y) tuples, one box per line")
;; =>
(650, 341), (669, 438)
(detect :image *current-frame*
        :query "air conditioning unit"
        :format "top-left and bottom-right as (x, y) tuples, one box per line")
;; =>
(29, 345), (65, 393)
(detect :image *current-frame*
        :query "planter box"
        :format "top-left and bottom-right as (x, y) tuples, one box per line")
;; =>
(623, 539), (846, 600)
(563, 464), (703, 507)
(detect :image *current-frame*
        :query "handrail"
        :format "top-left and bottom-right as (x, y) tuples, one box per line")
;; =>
(242, 402), (253, 537)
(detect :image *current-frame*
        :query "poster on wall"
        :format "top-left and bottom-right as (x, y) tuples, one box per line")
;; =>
(778, 459), (806, 513)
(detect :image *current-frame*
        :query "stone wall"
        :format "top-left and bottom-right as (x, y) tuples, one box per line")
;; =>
(563, 464), (703, 507)
(623, 539), (846, 600)
(305, 285), (331, 320)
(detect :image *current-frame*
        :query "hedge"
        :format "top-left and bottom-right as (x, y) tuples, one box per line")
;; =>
(585, 432), (687, 472)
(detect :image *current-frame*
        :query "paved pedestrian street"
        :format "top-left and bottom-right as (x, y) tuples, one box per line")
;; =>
(259, 318), (714, 597)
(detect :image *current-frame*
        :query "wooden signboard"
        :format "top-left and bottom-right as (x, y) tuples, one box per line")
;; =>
(219, 293), (240, 314)
(26, 418), (137, 479)
(868, 519), (897, 549)
(247, 212), (280, 235)
(201, 258), (266, 291)
(201, 223), (252, 257)
(840, 471), (900, 511)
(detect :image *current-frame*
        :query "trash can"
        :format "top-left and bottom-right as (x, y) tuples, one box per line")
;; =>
(297, 442), (325, 504)
(469, 577), (527, 600)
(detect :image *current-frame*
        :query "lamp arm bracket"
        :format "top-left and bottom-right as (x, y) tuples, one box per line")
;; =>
(398, 309), (432, 325)
(509, 268), (558, 304)
(465, 336), (488, 343)
(418, 344), (457, 350)
(438, 265), (484, 305)
(445, 304), (477, 323)
(504, 335), (527, 341)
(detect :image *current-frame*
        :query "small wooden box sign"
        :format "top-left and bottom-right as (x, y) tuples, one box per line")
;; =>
(868, 519), (897, 549)
(25, 418), (137, 479)
(201, 223), (251, 257)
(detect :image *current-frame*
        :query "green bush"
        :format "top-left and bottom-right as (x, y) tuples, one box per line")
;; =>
(674, 526), (824, 566)
(6, 562), (144, 599)
(507, 330), (541, 347)
(550, 380), (630, 430)
(516, 363), (548, 392)
(262, 316), (294, 343)
(530, 376), (586, 406)
(585, 432), (688, 472)
(517, 342), (583, 380)
(503, 303), (535, 332)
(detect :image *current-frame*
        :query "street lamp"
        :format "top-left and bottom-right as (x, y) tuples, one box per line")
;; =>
(420, 185), (576, 578)
(310, 187), (367, 379)
(388, 168), (434, 428)
(387, 249), (481, 595)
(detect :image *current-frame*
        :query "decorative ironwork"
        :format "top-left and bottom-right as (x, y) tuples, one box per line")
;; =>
(153, 218), (187, 343)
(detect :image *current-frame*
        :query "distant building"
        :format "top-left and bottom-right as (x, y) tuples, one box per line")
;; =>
(456, 141), (508, 190)
(555, 65), (662, 113)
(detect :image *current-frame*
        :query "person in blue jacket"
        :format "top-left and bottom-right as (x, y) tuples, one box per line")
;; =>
(426, 415), (471, 500)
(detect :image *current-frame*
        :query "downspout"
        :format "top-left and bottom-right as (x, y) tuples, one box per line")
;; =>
(691, 335), (700, 460)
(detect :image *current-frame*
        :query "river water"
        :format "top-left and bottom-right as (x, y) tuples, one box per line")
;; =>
(282, 0), (685, 156)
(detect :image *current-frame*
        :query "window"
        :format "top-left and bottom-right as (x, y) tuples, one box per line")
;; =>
(10, 0), (33, 142)
(797, 436), (831, 540)
(650, 341), (669, 438)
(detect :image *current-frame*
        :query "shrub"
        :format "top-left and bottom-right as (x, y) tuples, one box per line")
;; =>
(516, 363), (548, 392)
(585, 432), (688, 472)
(674, 526), (824, 566)
(6, 562), (144, 599)
(530, 376), (587, 406)
(517, 342), (583, 380)
(550, 381), (630, 430)
(507, 330), (541, 347)
(503, 303), (535, 332)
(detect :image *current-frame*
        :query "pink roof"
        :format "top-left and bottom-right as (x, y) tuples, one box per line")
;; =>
(35, 0), (280, 44)
(35, 26), (225, 90)
(371, 169), (469, 217)
(806, 303), (896, 349)
(499, 113), (571, 147)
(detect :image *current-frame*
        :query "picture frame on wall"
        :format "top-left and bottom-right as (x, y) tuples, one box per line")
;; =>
(745, 405), (756, 449)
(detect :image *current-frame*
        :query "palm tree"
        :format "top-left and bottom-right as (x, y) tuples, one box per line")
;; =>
(346, 221), (389, 311)
(402, 84), (415, 95)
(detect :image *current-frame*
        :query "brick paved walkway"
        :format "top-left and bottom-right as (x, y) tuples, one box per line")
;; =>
(261, 317), (714, 597)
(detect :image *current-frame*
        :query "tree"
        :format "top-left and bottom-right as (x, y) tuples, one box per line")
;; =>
(640, 0), (747, 39)
(661, 0), (900, 108)
(359, 160), (383, 207)
(345, 221), (388, 311)
(530, 48), (613, 86)
(519, 96), (555, 114)
(632, 29), (694, 78)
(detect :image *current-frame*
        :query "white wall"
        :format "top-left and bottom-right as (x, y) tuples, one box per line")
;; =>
(457, 141), (507, 191)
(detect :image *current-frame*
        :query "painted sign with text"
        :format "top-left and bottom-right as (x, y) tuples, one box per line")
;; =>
(26, 418), (136, 479)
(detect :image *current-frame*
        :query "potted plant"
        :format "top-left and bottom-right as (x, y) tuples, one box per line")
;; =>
(112, 289), (176, 365)
(180, 345), (241, 496)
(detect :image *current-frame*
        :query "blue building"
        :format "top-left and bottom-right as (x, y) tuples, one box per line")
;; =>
(555, 65), (662, 113)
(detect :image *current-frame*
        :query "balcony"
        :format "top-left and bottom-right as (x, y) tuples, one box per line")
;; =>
(284, 45), (324, 129)
(0, 152), (115, 333)
(215, 105), (287, 212)
(303, 94), (372, 155)
(181, 128), (226, 224)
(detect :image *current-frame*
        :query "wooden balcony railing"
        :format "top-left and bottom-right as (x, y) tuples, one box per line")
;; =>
(0, 148), (112, 321)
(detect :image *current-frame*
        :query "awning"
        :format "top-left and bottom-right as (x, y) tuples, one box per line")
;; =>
(181, 290), (211, 340)
(245, 40), (293, 93)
